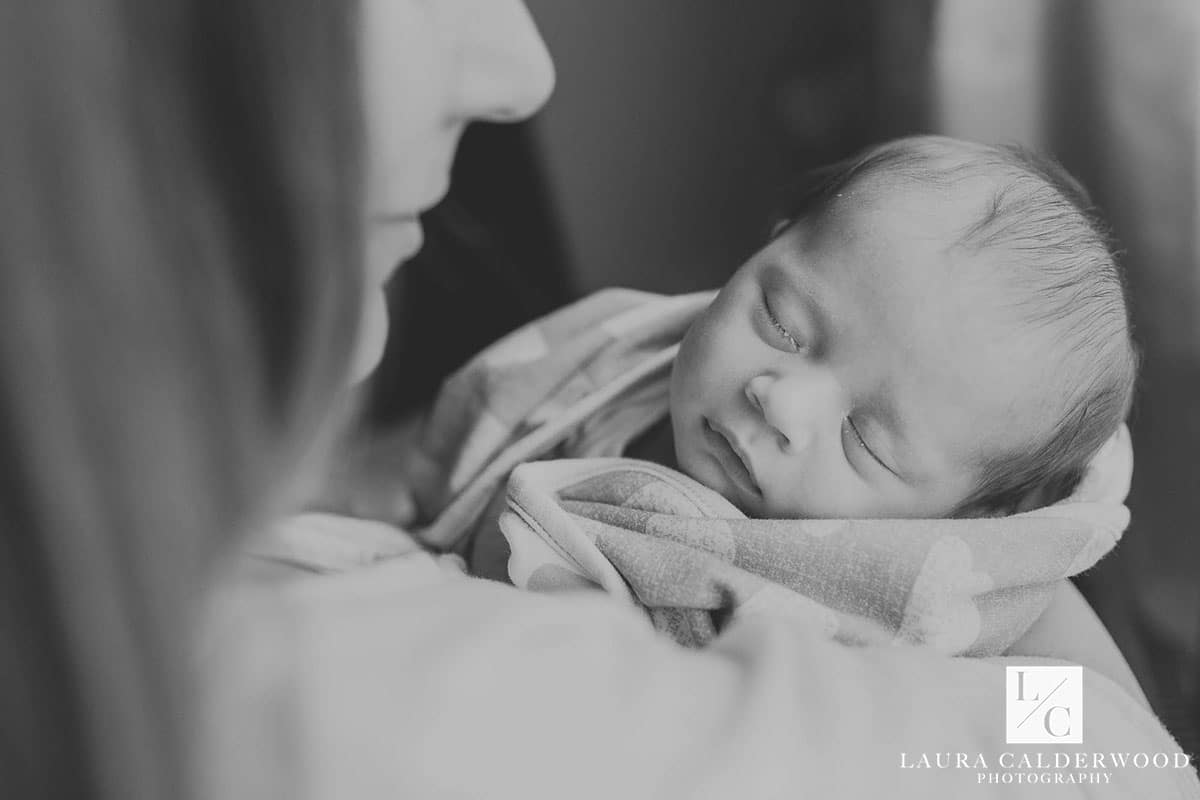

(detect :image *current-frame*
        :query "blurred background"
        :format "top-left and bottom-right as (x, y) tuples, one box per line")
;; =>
(369, 0), (1199, 756)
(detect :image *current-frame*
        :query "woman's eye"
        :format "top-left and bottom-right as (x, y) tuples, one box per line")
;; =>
(765, 301), (804, 352)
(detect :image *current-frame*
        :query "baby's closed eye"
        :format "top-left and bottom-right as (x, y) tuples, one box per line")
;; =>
(843, 416), (898, 477)
(762, 292), (805, 352)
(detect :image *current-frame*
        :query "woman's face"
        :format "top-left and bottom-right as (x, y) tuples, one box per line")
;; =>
(352, 0), (555, 381)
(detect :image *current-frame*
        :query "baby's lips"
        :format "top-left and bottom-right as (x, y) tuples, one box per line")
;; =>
(711, 419), (762, 495)
(705, 417), (763, 496)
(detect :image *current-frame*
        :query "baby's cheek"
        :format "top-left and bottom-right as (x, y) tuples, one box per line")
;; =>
(759, 461), (855, 519)
(675, 318), (723, 391)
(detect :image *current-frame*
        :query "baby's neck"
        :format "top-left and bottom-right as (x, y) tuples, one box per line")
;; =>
(622, 414), (678, 469)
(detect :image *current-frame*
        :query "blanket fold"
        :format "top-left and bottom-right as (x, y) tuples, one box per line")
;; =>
(500, 452), (1131, 656)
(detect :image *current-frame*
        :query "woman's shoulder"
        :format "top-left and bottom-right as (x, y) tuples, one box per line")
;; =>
(197, 559), (1199, 799)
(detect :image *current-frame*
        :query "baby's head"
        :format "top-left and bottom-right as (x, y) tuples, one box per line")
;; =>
(670, 135), (1136, 519)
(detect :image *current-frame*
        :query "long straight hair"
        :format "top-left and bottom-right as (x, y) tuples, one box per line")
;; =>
(0, 2), (362, 798)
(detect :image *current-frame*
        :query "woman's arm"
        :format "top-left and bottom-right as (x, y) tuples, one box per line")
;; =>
(202, 560), (1197, 799)
(1005, 580), (1149, 708)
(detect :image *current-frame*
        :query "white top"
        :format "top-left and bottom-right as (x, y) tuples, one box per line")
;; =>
(196, 513), (1200, 800)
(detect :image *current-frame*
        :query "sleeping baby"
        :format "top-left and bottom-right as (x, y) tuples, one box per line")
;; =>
(390, 135), (1136, 654)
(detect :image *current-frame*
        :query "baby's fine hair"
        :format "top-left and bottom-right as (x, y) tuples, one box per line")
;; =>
(774, 135), (1138, 515)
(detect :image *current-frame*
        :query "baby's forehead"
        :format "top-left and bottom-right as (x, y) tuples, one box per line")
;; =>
(828, 163), (1006, 250)
(805, 180), (1011, 313)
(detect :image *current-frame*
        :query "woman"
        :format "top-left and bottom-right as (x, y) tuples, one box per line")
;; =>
(0, 1), (1191, 799)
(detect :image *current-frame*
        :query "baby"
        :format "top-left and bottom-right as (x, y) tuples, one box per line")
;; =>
(659, 134), (1135, 521)
(391, 135), (1136, 649)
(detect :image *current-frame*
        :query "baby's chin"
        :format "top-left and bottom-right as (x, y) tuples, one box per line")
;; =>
(673, 442), (763, 518)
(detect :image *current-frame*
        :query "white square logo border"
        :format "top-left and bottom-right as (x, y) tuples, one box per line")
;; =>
(1005, 665), (1083, 744)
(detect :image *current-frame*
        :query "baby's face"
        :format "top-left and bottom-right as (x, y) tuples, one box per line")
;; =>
(670, 182), (1053, 519)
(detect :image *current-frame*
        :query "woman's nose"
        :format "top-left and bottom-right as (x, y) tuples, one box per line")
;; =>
(454, 1), (556, 123)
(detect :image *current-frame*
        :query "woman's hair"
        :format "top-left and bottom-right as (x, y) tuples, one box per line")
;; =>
(0, 2), (362, 798)
(772, 135), (1138, 515)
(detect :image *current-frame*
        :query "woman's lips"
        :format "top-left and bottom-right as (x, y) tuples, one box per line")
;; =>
(703, 418), (762, 498)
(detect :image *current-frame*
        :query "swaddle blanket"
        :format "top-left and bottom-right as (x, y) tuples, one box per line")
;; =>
(411, 289), (1132, 655)
(500, 449), (1130, 655)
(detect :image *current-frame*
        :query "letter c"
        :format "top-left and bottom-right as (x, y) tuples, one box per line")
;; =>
(1044, 706), (1071, 737)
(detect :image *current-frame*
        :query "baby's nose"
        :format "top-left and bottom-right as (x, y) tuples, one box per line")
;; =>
(744, 375), (768, 416)
(744, 374), (814, 451)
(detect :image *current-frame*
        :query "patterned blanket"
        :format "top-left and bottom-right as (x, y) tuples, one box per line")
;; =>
(500, 450), (1130, 655)
(410, 290), (1132, 655)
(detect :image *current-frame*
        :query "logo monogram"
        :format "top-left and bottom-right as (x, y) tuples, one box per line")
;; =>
(1005, 666), (1083, 744)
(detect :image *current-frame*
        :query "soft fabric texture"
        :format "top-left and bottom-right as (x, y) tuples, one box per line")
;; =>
(208, 514), (1200, 800)
(404, 288), (1132, 654)
(409, 289), (704, 549)
(501, 448), (1130, 655)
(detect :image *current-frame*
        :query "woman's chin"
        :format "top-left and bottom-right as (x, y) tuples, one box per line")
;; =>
(349, 288), (390, 383)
